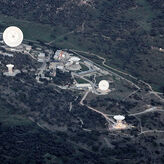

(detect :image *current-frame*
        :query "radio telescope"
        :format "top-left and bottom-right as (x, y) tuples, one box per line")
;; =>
(3, 26), (23, 47)
(98, 80), (109, 92)
(113, 115), (127, 129)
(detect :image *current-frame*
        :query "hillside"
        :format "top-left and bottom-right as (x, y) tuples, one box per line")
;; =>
(0, 1), (164, 164)
(0, 0), (164, 91)
(0, 0), (164, 92)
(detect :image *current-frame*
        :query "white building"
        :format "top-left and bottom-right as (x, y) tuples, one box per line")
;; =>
(49, 62), (57, 69)
(68, 56), (80, 62)
(57, 65), (64, 70)
(75, 83), (92, 90)
(25, 45), (32, 51)
(38, 53), (45, 62)
(54, 50), (71, 60)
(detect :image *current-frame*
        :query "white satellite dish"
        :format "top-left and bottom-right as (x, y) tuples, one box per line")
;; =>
(113, 115), (125, 121)
(113, 115), (126, 129)
(3, 26), (23, 47)
(98, 80), (109, 91)
(68, 56), (81, 62)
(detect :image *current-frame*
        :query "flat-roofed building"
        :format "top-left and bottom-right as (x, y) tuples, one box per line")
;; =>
(38, 53), (45, 62)
(75, 83), (92, 90)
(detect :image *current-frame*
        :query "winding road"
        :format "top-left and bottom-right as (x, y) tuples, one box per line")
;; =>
(69, 49), (164, 103)
(128, 107), (164, 116)
(80, 90), (115, 127)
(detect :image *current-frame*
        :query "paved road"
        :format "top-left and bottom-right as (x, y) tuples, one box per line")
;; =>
(128, 107), (164, 116)
(80, 90), (115, 127)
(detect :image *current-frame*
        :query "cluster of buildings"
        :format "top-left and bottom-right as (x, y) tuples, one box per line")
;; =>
(0, 26), (131, 131)
(75, 83), (92, 90)
(50, 50), (81, 72)
(0, 41), (32, 54)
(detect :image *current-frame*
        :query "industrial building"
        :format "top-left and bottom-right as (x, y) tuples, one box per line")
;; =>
(54, 50), (71, 61)
(38, 53), (45, 62)
(66, 62), (81, 71)
(68, 56), (80, 62)
(75, 83), (92, 90)
(78, 69), (96, 76)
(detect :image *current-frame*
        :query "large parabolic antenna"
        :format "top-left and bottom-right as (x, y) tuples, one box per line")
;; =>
(113, 115), (126, 129)
(113, 115), (125, 121)
(98, 80), (109, 91)
(3, 26), (23, 47)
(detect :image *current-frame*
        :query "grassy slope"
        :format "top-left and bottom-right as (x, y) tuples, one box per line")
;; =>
(0, 14), (68, 42)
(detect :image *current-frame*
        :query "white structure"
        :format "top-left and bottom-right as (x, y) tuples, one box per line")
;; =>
(3, 26), (23, 47)
(25, 45), (32, 51)
(75, 83), (92, 90)
(38, 53), (45, 62)
(113, 115), (127, 129)
(98, 80), (110, 93)
(0, 51), (13, 57)
(6, 64), (14, 74)
(159, 48), (164, 52)
(65, 61), (73, 67)
(54, 50), (71, 60)
(57, 65), (64, 70)
(68, 56), (80, 62)
(84, 61), (93, 66)
(49, 62), (57, 69)
(4, 64), (20, 76)
(66, 62), (81, 71)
